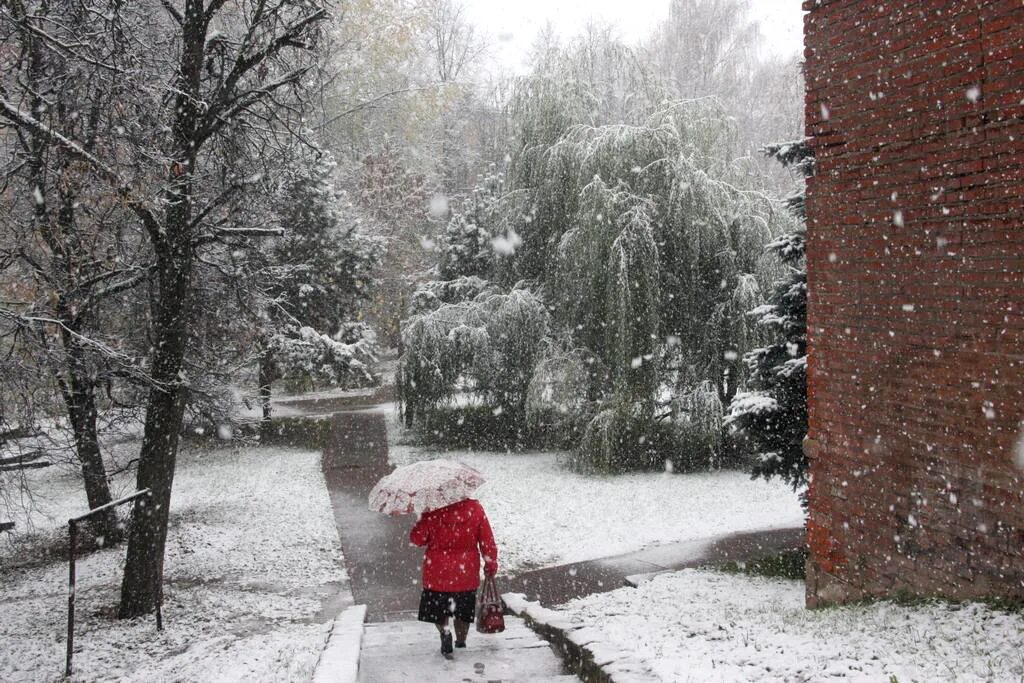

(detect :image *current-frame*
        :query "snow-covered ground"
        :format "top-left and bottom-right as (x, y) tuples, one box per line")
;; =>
(384, 406), (804, 574)
(0, 444), (349, 682)
(552, 569), (1024, 681)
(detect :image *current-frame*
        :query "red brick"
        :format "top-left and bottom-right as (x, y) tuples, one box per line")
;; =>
(805, 0), (1024, 608)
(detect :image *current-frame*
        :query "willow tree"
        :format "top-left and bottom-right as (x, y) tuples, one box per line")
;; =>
(400, 28), (796, 466)
(504, 28), (666, 283)
(398, 288), (549, 427)
(571, 205), (662, 472)
(499, 89), (786, 466)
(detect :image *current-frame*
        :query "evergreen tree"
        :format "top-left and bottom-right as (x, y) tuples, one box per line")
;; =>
(437, 166), (506, 281)
(271, 154), (379, 333)
(725, 140), (812, 496)
(256, 152), (383, 423)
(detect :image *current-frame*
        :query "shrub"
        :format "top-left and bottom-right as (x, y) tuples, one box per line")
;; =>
(398, 288), (549, 427)
(416, 405), (537, 451)
(570, 402), (679, 473)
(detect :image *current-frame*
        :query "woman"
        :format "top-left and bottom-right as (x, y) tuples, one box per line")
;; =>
(410, 497), (498, 657)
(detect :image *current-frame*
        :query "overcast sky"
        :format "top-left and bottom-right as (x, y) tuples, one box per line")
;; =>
(461, 0), (804, 75)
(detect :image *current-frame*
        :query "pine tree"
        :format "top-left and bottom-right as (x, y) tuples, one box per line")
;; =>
(725, 140), (812, 496)
(437, 166), (505, 280)
(256, 152), (382, 424)
(438, 213), (493, 280)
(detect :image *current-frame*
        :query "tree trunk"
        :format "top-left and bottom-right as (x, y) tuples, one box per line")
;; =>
(118, 0), (206, 619)
(61, 329), (119, 541)
(258, 351), (276, 439)
(118, 202), (194, 618)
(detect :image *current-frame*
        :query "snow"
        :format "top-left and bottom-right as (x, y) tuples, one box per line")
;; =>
(550, 569), (1024, 682)
(313, 604), (366, 683)
(384, 407), (804, 574)
(0, 444), (349, 682)
(428, 194), (449, 218)
(368, 460), (485, 515)
(727, 392), (779, 419)
(490, 228), (522, 255)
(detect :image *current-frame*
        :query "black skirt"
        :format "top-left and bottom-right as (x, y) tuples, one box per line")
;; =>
(418, 589), (477, 624)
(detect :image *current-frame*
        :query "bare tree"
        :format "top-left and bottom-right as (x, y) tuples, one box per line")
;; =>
(426, 0), (483, 84)
(647, 0), (804, 190)
(423, 0), (486, 192)
(0, 0), (330, 617)
(0, 0), (157, 540)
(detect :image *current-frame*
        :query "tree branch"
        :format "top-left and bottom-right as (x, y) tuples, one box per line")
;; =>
(160, 1), (184, 25)
(322, 86), (439, 128)
(202, 8), (326, 134)
(0, 98), (162, 242)
(198, 67), (311, 142)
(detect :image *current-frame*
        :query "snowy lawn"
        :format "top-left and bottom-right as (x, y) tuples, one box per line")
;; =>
(554, 569), (1024, 681)
(383, 406), (804, 574)
(0, 443), (348, 682)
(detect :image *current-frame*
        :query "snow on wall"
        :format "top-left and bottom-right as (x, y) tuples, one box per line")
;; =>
(803, 0), (1024, 605)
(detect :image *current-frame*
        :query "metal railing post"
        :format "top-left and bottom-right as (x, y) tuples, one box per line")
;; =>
(64, 488), (154, 678)
(65, 520), (76, 677)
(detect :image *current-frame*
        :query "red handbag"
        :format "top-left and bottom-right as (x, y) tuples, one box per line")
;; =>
(476, 576), (505, 634)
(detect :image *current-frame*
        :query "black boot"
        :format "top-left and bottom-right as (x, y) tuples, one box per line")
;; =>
(440, 629), (454, 658)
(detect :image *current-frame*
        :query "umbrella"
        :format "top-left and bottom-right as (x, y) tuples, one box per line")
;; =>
(368, 459), (485, 516)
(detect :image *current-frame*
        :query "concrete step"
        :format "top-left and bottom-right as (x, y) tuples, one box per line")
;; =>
(357, 617), (576, 682)
(361, 626), (541, 648)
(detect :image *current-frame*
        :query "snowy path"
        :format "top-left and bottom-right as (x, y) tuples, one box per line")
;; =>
(357, 619), (575, 682)
(317, 409), (423, 622)
(310, 406), (577, 681)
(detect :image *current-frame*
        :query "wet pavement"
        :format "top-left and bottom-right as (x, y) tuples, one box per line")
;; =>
(357, 618), (575, 682)
(318, 410), (424, 622)
(504, 527), (804, 606)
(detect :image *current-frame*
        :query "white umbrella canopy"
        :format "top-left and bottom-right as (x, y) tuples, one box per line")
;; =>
(368, 459), (486, 516)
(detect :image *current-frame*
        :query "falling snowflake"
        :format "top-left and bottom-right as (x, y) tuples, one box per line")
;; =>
(428, 194), (449, 218)
(491, 229), (522, 256)
(1013, 426), (1024, 471)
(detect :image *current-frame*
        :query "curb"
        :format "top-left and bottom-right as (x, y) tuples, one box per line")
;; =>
(312, 604), (367, 683)
(623, 571), (663, 587)
(503, 593), (659, 683)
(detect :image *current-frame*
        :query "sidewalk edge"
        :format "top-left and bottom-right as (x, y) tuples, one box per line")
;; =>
(312, 603), (368, 683)
(503, 593), (659, 683)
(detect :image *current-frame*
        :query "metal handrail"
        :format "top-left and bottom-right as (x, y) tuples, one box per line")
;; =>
(66, 489), (158, 678)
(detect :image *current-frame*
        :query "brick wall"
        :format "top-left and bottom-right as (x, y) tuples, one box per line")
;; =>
(803, 0), (1024, 606)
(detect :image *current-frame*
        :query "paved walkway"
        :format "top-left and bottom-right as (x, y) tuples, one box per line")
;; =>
(505, 526), (804, 605)
(357, 619), (575, 682)
(319, 410), (423, 622)
(304, 397), (804, 681)
(312, 407), (575, 682)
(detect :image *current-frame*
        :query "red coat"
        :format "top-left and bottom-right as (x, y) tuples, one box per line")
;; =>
(410, 498), (498, 592)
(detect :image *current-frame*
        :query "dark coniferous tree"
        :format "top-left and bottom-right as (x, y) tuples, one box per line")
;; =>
(726, 141), (812, 497)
